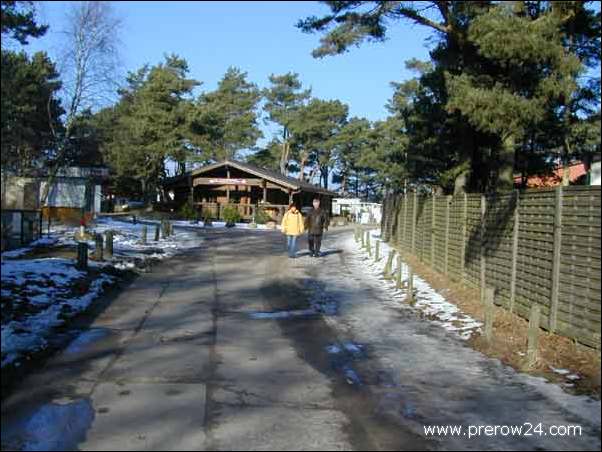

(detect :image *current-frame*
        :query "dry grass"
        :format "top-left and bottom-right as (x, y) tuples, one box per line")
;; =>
(400, 252), (601, 399)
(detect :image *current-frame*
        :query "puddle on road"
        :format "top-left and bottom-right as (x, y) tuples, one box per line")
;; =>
(62, 328), (111, 355)
(1, 398), (94, 451)
(248, 309), (316, 320)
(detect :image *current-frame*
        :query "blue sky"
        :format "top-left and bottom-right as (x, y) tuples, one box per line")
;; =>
(28, 1), (435, 143)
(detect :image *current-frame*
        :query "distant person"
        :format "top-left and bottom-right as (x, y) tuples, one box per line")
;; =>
(304, 197), (330, 257)
(281, 203), (305, 258)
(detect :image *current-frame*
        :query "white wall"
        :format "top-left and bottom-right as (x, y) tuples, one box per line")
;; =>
(40, 180), (86, 208)
(591, 161), (601, 186)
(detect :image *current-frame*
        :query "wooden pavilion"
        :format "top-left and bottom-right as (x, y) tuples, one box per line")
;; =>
(163, 159), (337, 221)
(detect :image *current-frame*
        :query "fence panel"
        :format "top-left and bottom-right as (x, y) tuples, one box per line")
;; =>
(380, 186), (601, 349)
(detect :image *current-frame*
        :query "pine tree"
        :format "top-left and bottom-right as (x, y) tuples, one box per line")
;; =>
(263, 72), (311, 174)
(191, 67), (262, 161)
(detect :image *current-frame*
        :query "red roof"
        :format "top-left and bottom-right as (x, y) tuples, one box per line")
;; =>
(514, 163), (587, 188)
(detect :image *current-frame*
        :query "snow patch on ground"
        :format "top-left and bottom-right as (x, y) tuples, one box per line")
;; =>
(1, 258), (114, 367)
(344, 230), (482, 341)
(1, 237), (59, 258)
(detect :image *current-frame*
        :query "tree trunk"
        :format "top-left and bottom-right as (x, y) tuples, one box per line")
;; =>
(298, 156), (307, 181)
(497, 134), (516, 192)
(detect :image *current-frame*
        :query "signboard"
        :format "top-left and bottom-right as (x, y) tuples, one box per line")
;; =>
(207, 178), (247, 185)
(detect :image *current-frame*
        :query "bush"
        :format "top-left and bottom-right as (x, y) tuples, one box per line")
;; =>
(222, 206), (241, 226)
(254, 208), (271, 225)
(178, 203), (198, 221)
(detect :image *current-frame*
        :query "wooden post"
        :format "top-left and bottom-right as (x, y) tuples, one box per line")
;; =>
(395, 255), (403, 290)
(141, 225), (147, 244)
(95, 233), (104, 261)
(444, 195), (451, 275)
(484, 287), (495, 343)
(132, 214), (137, 225)
(105, 230), (113, 259)
(384, 250), (395, 279)
(161, 220), (168, 239)
(430, 195), (436, 265)
(366, 231), (372, 257)
(460, 193), (468, 281)
(361, 228), (365, 247)
(526, 304), (541, 368)
(401, 195), (407, 251)
(411, 191), (417, 254)
(154, 224), (160, 241)
(480, 194), (487, 304)
(509, 191), (520, 313)
(76, 242), (88, 270)
(262, 179), (267, 203)
(549, 186), (563, 333)
(374, 239), (380, 262)
(226, 167), (231, 203)
(407, 265), (414, 305)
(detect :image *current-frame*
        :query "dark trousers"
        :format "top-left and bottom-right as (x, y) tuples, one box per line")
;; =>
(308, 234), (322, 255)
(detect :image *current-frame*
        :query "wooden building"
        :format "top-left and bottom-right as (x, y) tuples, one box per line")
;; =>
(163, 159), (337, 221)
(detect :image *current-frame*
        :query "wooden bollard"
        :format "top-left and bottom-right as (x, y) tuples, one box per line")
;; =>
(95, 233), (104, 261)
(105, 230), (114, 259)
(383, 250), (395, 279)
(76, 242), (88, 270)
(161, 220), (168, 239)
(132, 214), (137, 225)
(484, 287), (495, 343)
(374, 240), (380, 262)
(407, 265), (415, 305)
(526, 304), (541, 368)
(360, 229), (365, 247)
(366, 232), (372, 257)
(395, 255), (403, 289)
(141, 225), (147, 244)
(154, 224), (160, 241)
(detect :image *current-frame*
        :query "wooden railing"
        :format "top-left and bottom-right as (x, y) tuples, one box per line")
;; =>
(194, 202), (288, 220)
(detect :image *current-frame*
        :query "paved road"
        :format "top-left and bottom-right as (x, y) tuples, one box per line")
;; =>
(1, 227), (599, 451)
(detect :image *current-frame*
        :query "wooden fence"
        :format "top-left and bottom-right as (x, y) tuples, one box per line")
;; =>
(381, 186), (601, 349)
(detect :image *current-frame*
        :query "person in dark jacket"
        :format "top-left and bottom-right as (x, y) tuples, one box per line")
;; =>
(304, 197), (330, 257)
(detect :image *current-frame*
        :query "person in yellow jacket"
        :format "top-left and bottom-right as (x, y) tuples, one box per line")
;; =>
(281, 203), (305, 258)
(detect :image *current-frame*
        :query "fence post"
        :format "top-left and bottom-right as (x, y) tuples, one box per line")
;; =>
(105, 230), (113, 259)
(402, 195), (408, 251)
(460, 193), (468, 281)
(382, 195), (389, 241)
(384, 250), (395, 279)
(374, 239), (380, 262)
(484, 287), (495, 343)
(407, 265), (414, 305)
(430, 195), (436, 266)
(366, 231), (372, 257)
(509, 190), (520, 313)
(361, 228), (365, 247)
(141, 225), (147, 244)
(480, 194), (487, 304)
(395, 255), (403, 290)
(549, 186), (563, 332)
(411, 191), (417, 254)
(526, 304), (541, 368)
(444, 195), (451, 275)
(76, 242), (88, 270)
(95, 233), (104, 261)
(154, 224), (160, 241)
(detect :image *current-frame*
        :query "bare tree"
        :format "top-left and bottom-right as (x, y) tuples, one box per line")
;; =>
(41, 0), (122, 204)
